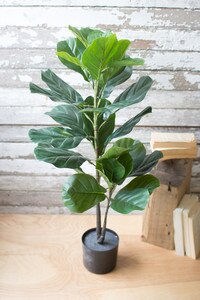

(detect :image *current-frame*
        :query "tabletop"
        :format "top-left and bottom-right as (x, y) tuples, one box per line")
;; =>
(0, 214), (200, 300)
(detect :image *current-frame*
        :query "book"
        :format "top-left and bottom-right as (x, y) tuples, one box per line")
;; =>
(173, 194), (198, 256)
(151, 132), (197, 160)
(182, 194), (199, 257)
(188, 202), (200, 259)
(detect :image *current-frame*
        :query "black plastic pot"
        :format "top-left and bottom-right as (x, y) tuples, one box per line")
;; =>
(82, 228), (119, 274)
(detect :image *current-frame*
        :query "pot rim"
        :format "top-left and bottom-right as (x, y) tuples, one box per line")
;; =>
(82, 227), (119, 253)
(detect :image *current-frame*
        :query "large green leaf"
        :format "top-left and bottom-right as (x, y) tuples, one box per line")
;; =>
(62, 174), (106, 213)
(34, 144), (86, 168)
(41, 69), (83, 103)
(113, 138), (146, 171)
(97, 146), (133, 184)
(111, 188), (149, 214)
(110, 57), (144, 67)
(82, 34), (118, 81)
(29, 69), (83, 103)
(103, 66), (132, 98)
(45, 104), (85, 135)
(130, 150), (163, 176)
(57, 39), (88, 81)
(111, 174), (160, 214)
(108, 106), (152, 141)
(29, 127), (83, 149)
(69, 26), (108, 47)
(87, 76), (153, 117)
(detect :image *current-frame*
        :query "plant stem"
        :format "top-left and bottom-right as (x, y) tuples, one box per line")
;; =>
(93, 81), (101, 239)
(97, 188), (113, 244)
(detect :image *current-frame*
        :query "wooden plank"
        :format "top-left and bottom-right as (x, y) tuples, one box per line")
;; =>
(0, 106), (199, 126)
(1, 27), (199, 51)
(0, 0), (199, 9)
(0, 172), (199, 191)
(1, 126), (200, 143)
(0, 141), (199, 161)
(1, 70), (199, 90)
(2, 88), (200, 109)
(0, 214), (199, 299)
(0, 155), (199, 177)
(1, 49), (199, 71)
(0, 7), (199, 29)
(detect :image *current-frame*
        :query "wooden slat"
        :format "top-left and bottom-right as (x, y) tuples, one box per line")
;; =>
(1, 88), (200, 109)
(1, 49), (199, 71)
(0, 107), (199, 126)
(1, 69), (199, 90)
(0, 7), (199, 28)
(1, 141), (200, 159)
(1, 27), (199, 51)
(1, 126), (200, 143)
(0, 0), (200, 9)
(0, 157), (199, 176)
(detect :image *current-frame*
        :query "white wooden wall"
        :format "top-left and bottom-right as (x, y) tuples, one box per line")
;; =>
(0, 0), (200, 214)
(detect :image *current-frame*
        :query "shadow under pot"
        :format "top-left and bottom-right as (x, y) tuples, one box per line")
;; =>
(82, 228), (119, 274)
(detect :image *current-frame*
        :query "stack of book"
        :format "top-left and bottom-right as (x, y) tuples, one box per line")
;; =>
(173, 194), (200, 259)
(151, 132), (198, 160)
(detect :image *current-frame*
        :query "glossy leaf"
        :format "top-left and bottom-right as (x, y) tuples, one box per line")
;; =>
(69, 25), (107, 47)
(111, 174), (160, 214)
(97, 146), (133, 184)
(93, 76), (153, 117)
(41, 69), (83, 103)
(111, 188), (149, 214)
(110, 57), (144, 67)
(45, 104), (85, 135)
(103, 66), (132, 98)
(130, 150), (163, 176)
(108, 106), (152, 141)
(113, 138), (146, 171)
(57, 39), (88, 81)
(29, 127), (83, 149)
(30, 69), (83, 103)
(34, 144), (86, 168)
(62, 174), (106, 213)
(82, 34), (118, 81)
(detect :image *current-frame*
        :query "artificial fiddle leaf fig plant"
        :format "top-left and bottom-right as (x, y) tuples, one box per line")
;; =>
(29, 26), (163, 274)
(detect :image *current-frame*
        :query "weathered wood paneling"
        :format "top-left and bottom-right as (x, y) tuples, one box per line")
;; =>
(0, 7), (199, 28)
(0, 1), (199, 9)
(0, 27), (199, 51)
(0, 1), (199, 213)
(1, 70), (199, 90)
(1, 49), (199, 71)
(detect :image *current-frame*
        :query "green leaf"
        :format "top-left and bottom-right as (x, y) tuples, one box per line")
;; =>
(113, 138), (146, 171)
(103, 66), (132, 98)
(41, 69), (83, 103)
(108, 106), (152, 141)
(111, 174), (160, 214)
(45, 104), (85, 135)
(57, 51), (82, 66)
(57, 39), (88, 81)
(130, 150), (163, 176)
(29, 127), (83, 149)
(62, 174), (106, 213)
(97, 145), (133, 184)
(110, 57), (144, 67)
(94, 76), (153, 117)
(34, 144), (86, 168)
(82, 34), (118, 81)
(30, 70), (83, 104)
(68, 26), (108, 47)
(111, 188), (149, 214)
